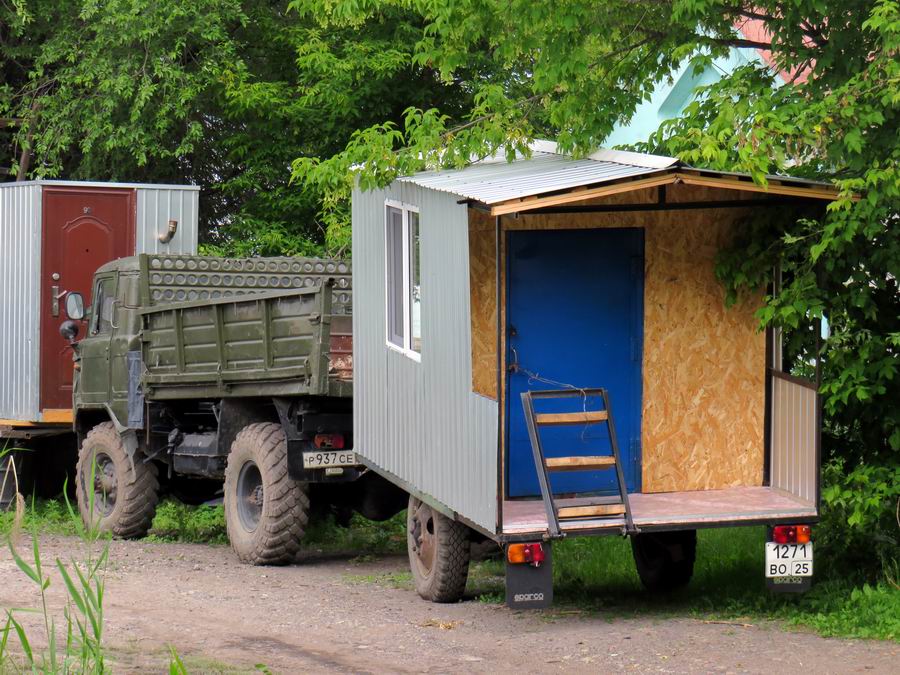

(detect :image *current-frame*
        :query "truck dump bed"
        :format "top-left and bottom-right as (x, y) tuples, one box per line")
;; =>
(137, 254), (352, 400)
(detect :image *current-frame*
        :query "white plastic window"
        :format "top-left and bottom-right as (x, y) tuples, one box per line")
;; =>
(385, 202), (422, 360)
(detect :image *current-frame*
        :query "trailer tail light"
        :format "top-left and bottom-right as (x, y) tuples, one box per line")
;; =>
(507, 542), (545, 567)
(314, 434), (345, 450)
(772, 525), (811, 544)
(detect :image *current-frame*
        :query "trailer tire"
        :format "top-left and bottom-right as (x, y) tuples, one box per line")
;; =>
(631, 529), (697, 592)
(76, 422), (159, 538)
(407, 496), (470, 603)
(224, 423), (309, 565)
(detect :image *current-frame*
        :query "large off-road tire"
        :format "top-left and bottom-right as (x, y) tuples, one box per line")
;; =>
(407, 495), (470, 603)
(223, 423), (309, 565)
(631, 529), (697, 592)
(76, 422), (159, 538)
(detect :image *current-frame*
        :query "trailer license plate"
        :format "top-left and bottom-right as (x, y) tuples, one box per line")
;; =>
(765, 542), (813, 577)
(302, 450), (357, 469)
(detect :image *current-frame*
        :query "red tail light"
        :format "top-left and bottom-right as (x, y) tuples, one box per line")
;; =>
(507, 542), (545, 567)
(314, 433), (345, 449)
(773, 525), (811, 544)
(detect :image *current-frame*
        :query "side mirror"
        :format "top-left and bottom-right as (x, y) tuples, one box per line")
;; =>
(66, 292), (85, 320)
(60, 320), (80, 343)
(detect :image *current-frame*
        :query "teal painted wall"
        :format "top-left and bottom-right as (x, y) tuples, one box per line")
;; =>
(606, 48), (775, 147)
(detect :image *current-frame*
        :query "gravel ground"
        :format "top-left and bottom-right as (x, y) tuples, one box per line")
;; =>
(1, 535), (897, 673)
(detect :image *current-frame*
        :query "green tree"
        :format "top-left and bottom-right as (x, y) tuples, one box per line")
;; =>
(0, 0), (476, 254)
(293, 0), (899, 571)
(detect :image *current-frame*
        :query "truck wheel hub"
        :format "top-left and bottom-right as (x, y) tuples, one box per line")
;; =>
(410, 501), (436, 575)
(92, 453), (117, 516)
(236, 460), (264, 532)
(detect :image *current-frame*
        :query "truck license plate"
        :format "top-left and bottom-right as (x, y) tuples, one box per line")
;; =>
(302, 450), (358, 469)
(765, 542), (813, 577)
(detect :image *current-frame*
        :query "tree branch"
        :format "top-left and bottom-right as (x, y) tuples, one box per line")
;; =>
(710, 36), (773, 51)
(441, 35), (657, 139)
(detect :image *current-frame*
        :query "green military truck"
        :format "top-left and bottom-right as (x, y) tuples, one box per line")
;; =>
(61, 253), (405, 564)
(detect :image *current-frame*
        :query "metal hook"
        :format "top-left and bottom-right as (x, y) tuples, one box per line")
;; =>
(509, 346), (520, 373)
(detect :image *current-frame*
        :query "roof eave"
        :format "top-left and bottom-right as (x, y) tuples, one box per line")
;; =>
(484, 169), (846, 216)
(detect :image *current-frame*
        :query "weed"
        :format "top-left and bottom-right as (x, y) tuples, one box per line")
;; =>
(0, 498), (80, 538)
(467, 559), (505, 601)
(0, 443), (192, 672)
(145, 499), (408, 554)
(147, 500), (228, 545)
(1, 442), (110, 672)
(303, 511), (406, 555)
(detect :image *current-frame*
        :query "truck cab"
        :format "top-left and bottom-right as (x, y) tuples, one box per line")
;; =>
(71, 257), (142, 421)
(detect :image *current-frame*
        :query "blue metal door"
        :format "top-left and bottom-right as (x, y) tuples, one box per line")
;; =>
(506, 228), (644, 498)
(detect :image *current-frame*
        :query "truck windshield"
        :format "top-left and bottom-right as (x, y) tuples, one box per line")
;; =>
(91, 277), (116, 335)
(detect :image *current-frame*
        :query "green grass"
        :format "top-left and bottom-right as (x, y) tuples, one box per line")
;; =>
(147, 500), (407, 555)
(303, 511), (407, 555)
(465, 527), (899, 640)
(345, 570), (413, 589)
(0, 497), (80, 537)
(146, 500), (229, 545)
(3, 496), (408, 554)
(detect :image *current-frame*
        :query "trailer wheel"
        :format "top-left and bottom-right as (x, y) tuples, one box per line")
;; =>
(407, 496), (470, 603)
(76, 422), (159, 538)
(224, 423), (309, 565)
(631, 530), (697, 592)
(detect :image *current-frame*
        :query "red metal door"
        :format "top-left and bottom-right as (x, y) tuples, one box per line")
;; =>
(40, 187), (135, 412)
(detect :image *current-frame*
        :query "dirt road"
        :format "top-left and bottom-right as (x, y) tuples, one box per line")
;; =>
(1, 535), (896, 673)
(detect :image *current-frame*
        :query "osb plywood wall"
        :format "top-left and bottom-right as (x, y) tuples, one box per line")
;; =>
(467, 185), (766, 492)
(468, 212), (499, 398)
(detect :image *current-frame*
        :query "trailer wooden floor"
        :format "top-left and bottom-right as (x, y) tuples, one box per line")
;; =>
(501, 486), (816, 536)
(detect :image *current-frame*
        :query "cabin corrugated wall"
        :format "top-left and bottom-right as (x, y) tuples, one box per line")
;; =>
(135, 187), (200, 255)
(0, 182), (198, 424)
(770, 375), (818, 503)
(352, 183), (499, 533)
(0, 183), (42, 421)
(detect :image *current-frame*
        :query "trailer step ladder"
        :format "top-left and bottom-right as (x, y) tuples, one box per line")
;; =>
(521, 388), (637, 538)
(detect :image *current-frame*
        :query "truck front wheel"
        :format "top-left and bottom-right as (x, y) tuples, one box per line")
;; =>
(224, 423), (309, 565)
(407, 495), (470, 602)
(631, 529), (697, 592)
(76, 422), (159, 538)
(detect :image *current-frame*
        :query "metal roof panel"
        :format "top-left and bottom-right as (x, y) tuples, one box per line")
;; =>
(398, 154), (672, 204)
(394, 141), (837, 206)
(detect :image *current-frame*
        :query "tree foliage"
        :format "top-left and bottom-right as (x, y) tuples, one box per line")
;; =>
(0, 0), (476, 254)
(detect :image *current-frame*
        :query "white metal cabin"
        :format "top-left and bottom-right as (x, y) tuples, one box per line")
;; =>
(0, 180), (199, 429)
(351, 143), (833, 605)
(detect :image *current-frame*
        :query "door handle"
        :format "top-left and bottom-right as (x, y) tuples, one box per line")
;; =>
(51, 285), (68, 317)
(109, 300), (120, 329)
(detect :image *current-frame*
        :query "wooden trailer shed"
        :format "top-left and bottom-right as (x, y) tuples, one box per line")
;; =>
(351, 143), (836, 605)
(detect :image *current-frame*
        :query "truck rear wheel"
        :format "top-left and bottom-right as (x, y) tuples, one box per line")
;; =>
(407, 495), (470, 602)
(631, 529), (697, 592)
(76, 422), (159, 538)
(224, 423), (309, 565)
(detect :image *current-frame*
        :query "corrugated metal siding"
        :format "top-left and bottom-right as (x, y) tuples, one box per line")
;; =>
(353, 183), (498, 532)
(0, 181), (197, 424)
(398, 153), (672, 204)
(770, 375), (817, 503)
(0, 184), (42, 421)
(135, 188), (200, 255)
